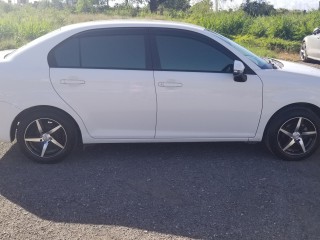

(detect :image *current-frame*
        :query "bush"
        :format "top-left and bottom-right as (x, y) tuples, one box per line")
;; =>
(0, 6), (66, 48)
(234, 35), (300, 53)
(246, 16), (268, 38)
(268, 15), (298, 40)
(245, 12), (320, 41)
(190, 10), (250, 37)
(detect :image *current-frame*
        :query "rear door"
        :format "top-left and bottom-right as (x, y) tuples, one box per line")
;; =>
(49, 28), (157, 139)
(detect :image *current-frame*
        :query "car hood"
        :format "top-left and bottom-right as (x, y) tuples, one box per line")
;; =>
(278, 60), (320, 77)
(0, 49), (15, 60)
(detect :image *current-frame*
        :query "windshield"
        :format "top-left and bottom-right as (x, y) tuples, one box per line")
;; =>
(206, 30), (273, 69)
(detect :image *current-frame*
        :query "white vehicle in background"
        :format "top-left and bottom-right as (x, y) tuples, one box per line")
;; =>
(301, 27), (320, 62)
(1, 20), (320, 163)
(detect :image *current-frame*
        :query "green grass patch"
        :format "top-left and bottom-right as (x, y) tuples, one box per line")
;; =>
(0, 2), (314, 59)
(234, 35), (300, 54)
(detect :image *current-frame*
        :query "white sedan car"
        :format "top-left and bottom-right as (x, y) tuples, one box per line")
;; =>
(1, 20), (320, 163)
(301, 27), (320, 62)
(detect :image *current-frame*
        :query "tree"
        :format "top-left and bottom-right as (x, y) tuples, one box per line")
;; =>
(76, 0), (94, 12)
(51, 0), (64, 9)
(160, 0), (190, 11)
(104, 0), (115, 7)
(132, 0), (189, 12)
(146, 0), (166, 12)
(213, 0), (232, 11)
(191, 0), (231, 12)
(190, 0), (212, 15)
(149, 0), (158, 12)
(241, 0), (275, 16)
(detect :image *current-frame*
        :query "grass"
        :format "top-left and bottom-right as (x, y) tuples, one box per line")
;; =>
(0, 2), (315, 61)
(233, 35), (301, 60)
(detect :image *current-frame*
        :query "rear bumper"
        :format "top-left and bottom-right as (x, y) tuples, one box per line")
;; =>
(0, 101), (21, 142)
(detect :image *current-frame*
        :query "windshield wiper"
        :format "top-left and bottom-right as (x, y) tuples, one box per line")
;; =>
(264, 58), (283, 69)
(4, 50), (16, 59)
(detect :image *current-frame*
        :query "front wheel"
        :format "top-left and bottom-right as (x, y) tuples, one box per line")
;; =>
(16, 109), (77, 163)
(265, 109), (320, 161)
(300, 42), (309, 62)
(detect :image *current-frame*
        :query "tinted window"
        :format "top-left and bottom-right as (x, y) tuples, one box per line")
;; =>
(80, 35), (146, 69)
(155, 35), (234, 72)
(48, 30), (147, 70)
(51, 38), (80, 68)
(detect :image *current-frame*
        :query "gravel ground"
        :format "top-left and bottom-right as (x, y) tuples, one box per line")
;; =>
(1, 141), (320, 240)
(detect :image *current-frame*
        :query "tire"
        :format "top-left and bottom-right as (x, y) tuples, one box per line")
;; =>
(16, 109), (77, 163)
(264, 108), (320, 161)
(300, 42), (309, 62)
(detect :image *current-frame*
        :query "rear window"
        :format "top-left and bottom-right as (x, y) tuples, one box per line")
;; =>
(51, 38), (80, 68)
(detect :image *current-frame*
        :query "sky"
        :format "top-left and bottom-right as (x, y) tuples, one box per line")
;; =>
(217, 0), (320, 11)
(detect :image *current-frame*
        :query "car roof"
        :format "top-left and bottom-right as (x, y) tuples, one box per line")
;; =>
(6, 20), (206, 61)
(61, 20), (205, 32)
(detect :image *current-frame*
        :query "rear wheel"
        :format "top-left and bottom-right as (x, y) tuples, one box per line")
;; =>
(16, 109), (77, 163)
(265, 108), (320, 161)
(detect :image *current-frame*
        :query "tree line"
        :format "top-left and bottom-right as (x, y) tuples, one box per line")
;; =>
(74, 0), (191, 13)
(55, 0), (278, 15)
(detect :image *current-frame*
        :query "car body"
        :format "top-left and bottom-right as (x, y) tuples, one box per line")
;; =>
(1, 20), (320, 163)
(301, 27), (320, 62)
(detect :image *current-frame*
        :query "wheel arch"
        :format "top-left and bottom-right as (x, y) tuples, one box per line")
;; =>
(10, 105), (83, 145)
(302, 37), (309, 45)
(262, 102), (320, 141)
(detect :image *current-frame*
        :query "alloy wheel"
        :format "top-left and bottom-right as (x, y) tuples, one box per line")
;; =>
(24, 118), (67, 158)
(277, 117), (317, 156)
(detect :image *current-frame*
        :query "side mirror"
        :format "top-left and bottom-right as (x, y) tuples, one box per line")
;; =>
(233, 60), (247, 82)
(313, 27), (320, 35)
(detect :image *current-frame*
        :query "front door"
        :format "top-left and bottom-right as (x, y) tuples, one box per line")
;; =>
(152, 29), (263, 138)
(307, 32), (320, 59)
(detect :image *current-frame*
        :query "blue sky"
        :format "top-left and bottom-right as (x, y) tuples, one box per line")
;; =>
(218, 0), (319, 11)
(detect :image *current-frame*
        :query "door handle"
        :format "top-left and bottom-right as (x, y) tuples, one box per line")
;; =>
(158, 82), (183, 87)
(60, 79), (86, 85)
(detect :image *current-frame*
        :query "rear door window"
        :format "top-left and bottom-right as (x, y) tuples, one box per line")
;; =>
(48, 28), (149, 70)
